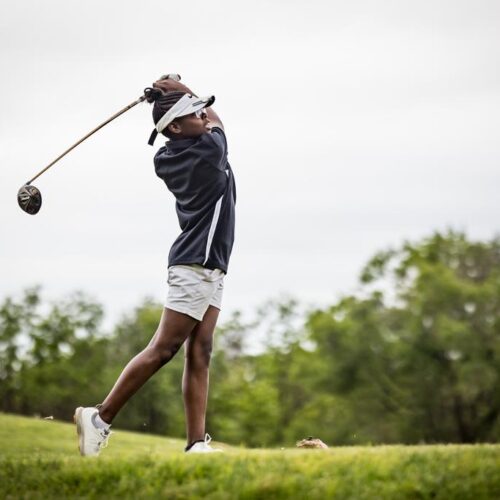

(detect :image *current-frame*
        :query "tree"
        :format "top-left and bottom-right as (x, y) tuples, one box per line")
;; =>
(2, 229), (499, 446)
(307, 229), (500, 443)
(0, 287), (106, 418)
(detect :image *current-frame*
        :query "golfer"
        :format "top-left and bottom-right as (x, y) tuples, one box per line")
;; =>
(74, 77), (236, 456)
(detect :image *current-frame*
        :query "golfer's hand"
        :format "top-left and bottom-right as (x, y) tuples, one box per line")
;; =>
(153, 78), (194, 95)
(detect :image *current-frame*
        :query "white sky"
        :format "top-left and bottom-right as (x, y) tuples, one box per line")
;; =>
(1, 0), (499, 331)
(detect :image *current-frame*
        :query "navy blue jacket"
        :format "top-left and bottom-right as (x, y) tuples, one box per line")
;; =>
(154, 127), (236, 273)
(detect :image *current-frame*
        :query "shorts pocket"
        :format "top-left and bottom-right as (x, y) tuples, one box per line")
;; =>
(168, 266), (202, 287)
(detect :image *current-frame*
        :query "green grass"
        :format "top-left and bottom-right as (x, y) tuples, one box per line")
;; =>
(1, 413), (499, 499)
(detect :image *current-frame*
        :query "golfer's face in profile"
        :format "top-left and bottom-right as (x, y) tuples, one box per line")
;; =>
(174, 109), (211, 138)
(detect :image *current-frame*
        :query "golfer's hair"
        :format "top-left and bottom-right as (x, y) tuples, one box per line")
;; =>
(151, 91), (186, 139)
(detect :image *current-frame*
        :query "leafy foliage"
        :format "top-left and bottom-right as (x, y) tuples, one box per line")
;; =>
(1, 229), (499, 445)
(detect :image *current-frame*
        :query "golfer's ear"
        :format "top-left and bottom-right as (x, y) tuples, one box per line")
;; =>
(168, 121), (181, 134)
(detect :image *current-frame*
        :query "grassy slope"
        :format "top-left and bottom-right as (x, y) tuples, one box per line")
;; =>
(1, 413), (500, 499)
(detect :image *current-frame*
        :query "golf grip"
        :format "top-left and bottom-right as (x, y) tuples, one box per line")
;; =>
(26, 73), (181, 185)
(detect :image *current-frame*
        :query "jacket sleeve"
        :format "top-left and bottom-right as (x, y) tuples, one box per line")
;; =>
(195, 127), (228, 171)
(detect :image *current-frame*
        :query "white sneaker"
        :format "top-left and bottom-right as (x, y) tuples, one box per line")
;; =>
(185, 433), (223, 453)
(74, 406), (112, 457)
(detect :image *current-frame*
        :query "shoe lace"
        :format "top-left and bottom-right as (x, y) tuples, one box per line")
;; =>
(98, 429), (113, 449)
(204, 433), (212, 446)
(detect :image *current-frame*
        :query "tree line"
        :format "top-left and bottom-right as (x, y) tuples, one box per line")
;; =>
(1, 229), (499, 446)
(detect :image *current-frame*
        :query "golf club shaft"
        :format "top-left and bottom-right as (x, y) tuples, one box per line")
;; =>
(26, 95), (146, 185)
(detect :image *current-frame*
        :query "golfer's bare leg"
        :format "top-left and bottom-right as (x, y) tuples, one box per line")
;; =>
(182, 305), (220, 445)
(98, 308), (198, 424)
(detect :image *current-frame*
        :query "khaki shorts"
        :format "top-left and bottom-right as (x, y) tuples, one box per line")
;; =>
(165, 264), (225, 321)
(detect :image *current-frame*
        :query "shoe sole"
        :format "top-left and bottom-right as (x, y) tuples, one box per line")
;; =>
(73, 406), (85, 456)
(185, 450), (224, 453)
(186, 449), (224, 454)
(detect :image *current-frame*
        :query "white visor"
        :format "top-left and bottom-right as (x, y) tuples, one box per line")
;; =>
(155, 94), (215, 134)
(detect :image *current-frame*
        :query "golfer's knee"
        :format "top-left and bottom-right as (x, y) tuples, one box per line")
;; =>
(150, 340), (183, 366)
(199, 340), (213, 365)
(187, 339), (213, 367)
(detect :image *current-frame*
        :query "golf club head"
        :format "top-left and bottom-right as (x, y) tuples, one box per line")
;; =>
(18, 184), (42, 215)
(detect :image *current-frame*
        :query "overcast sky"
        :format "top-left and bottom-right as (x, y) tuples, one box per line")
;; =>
(1, 0), (499, 331)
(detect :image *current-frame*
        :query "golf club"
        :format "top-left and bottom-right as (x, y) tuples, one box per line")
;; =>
(17, 73), (181, 215)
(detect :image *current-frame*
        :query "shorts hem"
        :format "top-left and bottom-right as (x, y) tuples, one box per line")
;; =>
(165, 304), (203, 322)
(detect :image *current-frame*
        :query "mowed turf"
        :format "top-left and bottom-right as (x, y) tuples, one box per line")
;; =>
(1, 413), (499, 499)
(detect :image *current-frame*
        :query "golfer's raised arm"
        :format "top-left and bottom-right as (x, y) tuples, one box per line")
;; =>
(152, 78), (224, 130)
